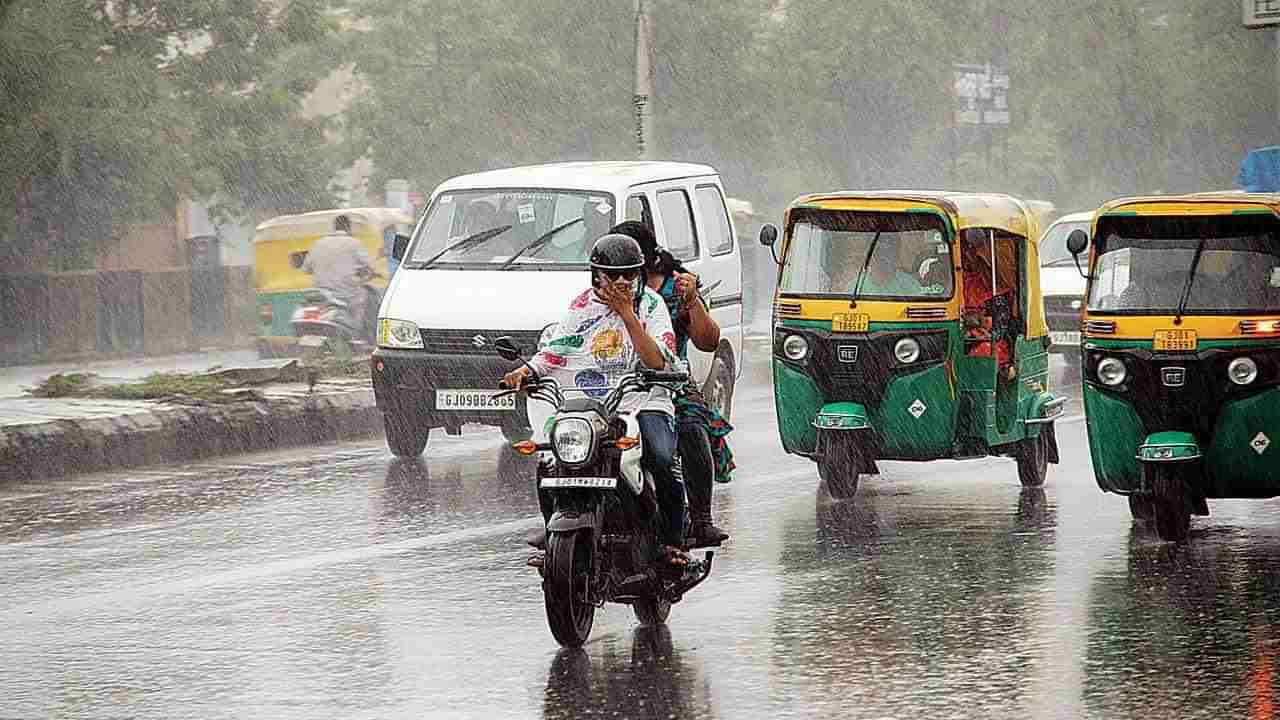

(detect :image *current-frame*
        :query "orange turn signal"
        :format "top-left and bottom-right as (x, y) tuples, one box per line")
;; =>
(512, 441), (539, 455)
(613, 436), (640, 450)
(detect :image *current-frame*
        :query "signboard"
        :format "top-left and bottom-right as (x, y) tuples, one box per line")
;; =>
(953, 63), (1010, 125)
(1244, 0), (1280, 27)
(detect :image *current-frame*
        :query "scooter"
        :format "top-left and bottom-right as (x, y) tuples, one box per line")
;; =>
(493, 337), (714, 648)
(289, 287), (372, 356)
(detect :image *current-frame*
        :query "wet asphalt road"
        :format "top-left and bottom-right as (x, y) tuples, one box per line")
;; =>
(4, 359), (1280, 719)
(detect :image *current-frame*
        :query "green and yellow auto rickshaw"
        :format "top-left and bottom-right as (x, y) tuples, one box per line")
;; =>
(759, 191), (1064, 498)
(1069, 193), (1280, 541)
(253, 207), (411, 355)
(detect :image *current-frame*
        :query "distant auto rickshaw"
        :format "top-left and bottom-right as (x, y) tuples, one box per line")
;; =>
(759, 191), (1064, 498)
(1069, 192), (1280, 541)
(253, 207), (411, 355)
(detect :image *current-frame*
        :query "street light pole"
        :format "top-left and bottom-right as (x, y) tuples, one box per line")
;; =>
(633, 0), (653, 159)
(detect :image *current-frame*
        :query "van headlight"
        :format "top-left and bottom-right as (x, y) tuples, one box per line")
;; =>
(1228, 357), (1258, 386)
(552, 417), (595, 466)
(378, 318), (424, 349)
(1097, 357), (1127, 386)
(782, 334), (809, 361)
(894, 337), (921, 364)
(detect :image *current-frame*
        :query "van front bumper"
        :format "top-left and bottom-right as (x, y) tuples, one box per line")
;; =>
(371, 347), (529, 430)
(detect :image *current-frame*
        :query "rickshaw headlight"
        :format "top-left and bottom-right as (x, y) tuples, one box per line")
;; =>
(782, 334), (809, 361)
(552, 417), (595, 465)
(378, 318), (424, 349)
(1097, 357), (1127, 386)
(894, 337), (921, 364)
(1228, 357), (1258, 386)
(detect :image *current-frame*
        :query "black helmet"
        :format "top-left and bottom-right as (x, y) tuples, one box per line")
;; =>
(589, 233), (646, 306)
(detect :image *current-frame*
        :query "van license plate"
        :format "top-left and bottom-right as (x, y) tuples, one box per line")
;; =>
(1153, 329), (1197, 352)
(832, 313), (870, 332)
(540, 477), (617, 489)
(436, 389), (516, 411)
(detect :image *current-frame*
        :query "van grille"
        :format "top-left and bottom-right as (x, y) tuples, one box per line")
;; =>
(419, 328), (544, 355)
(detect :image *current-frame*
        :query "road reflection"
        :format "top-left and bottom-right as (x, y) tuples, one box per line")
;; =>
(1083, 526), (1280, 719)
(542, 626), (716, 719)
(769, 481), (1058, 715)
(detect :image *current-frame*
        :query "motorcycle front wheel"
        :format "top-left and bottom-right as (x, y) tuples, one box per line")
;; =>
(545, 529), (596, 647)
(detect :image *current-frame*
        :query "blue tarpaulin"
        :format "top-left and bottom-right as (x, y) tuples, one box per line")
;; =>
(1238, 146), (1280, 192)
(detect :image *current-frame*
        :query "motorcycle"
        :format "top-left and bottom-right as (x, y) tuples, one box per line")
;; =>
(493, 337), (714, 647)
(289, 283), (381, 357)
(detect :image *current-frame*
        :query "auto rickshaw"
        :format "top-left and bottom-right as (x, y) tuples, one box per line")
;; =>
(759, 191), (1064, 498)
(253, 207), (411, 355)
(1068, 192), (1280, 541)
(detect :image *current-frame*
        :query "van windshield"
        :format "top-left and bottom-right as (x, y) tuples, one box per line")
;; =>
(779, 211), (953, 300)
(404, 189), (616, 268)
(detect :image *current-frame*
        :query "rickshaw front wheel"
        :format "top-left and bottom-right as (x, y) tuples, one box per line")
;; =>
(1127, 493), (1155, 522)
(1151, 467), (1191, 542)
(818, 436), (861, 500)
(1016, 433), (1049, 487)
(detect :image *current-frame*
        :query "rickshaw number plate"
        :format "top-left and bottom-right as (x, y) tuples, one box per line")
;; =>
(1153, 329), (1197, 351)
(832, 313), (870, 333)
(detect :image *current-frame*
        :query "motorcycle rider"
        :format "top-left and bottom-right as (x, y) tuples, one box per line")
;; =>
(504, 233), (690, 568)
(303, 214), (376, 342)
(611, 220), (732, 547)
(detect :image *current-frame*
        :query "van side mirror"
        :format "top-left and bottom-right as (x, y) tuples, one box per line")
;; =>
(391, 233), (411, 262)
(759, 224), (780, 265)
(1066, 229), (1090, 280)
(494, 336), (523, 361)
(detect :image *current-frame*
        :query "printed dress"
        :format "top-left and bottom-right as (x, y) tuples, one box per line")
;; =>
(658, 276), (736, 484)
(529, 286), (679, 417)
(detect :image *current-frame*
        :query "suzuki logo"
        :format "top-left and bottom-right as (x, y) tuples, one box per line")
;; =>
(1161, 367), (1186, 387)
(838, 345), (859, 363)
(472, 334), (488, 348)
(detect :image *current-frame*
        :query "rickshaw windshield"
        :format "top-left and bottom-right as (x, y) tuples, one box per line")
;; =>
(403, 189), (616, 268)
(779, 211), (953, 300)
(1087, 214), (1280, 314)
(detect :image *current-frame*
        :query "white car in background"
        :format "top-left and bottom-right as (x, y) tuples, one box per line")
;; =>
(1039, 211), (1092, 361)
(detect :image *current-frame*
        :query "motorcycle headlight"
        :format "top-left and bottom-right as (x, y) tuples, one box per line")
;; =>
(1097, 357), (1127, 386)
(782, 334), (809, 361)
(894, 337), (921, 364)
(378, 318), (423, 349)
(552, 417), (595, 466)
(1228, 356), (1258, 386)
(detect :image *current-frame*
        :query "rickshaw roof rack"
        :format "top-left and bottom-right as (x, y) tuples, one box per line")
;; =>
(433, 161), (719, 197)
(254, 207), (414, 234)
(785, 190), (1050, 236)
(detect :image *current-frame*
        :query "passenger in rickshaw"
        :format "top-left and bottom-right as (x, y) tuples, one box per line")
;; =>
(960, 230), (1013, 367)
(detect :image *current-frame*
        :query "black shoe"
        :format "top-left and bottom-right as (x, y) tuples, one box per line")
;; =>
(686, 521), (729, 548)
(526, 527), (547, 550)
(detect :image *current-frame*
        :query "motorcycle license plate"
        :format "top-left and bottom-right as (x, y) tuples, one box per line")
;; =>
(435, 389), (516, 411)
(832, 313), (869, 332)
(540, 477), (617, 489)
(1153, 329), (1197, 352)
(298, 335), (326, 347)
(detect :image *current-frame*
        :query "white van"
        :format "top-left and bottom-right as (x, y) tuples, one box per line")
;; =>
(372, 161), (744, 456)
(1039, 210), (1092, 358)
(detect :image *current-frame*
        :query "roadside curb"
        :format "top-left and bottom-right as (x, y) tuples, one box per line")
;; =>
(0, 386), (383, 484)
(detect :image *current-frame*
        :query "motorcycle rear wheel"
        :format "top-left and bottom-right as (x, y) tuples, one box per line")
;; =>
(545, 529), (596, 647)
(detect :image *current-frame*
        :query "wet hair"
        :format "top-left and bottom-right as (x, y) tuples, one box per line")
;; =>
(334, 215), (351, 233)
(609, 220), (684, 276)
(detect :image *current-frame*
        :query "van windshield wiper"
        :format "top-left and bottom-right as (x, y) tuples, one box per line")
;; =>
(413, 225), (512, 269)
(848, 231), (882, 308)
(1173, 238), (1207, 325)
(499, 218), (584, 269)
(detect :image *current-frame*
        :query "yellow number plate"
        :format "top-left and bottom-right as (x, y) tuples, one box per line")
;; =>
(1153, 329), (1197, 352)
(832, 313), (870, 333)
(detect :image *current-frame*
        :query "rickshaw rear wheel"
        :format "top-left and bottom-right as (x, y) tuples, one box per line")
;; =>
(818, 437), (861, 499)
(1127, 493), (1155, 522)
(1151, 467), (1191, 542)
(1016, 433), (1049, 487)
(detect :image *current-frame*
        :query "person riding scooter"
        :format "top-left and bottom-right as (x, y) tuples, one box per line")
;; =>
(503, 233), (690, 568)
(303, 214), (379, 342)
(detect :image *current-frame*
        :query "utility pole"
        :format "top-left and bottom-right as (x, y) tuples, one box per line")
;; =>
(633, 0), (654, 159)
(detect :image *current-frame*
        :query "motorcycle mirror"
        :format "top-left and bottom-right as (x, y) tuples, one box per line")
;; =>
(494, 336), (523, 361)
(391, 233), (411, 262)
(759, 224), (780, 265)
(289, 251), (308, 270)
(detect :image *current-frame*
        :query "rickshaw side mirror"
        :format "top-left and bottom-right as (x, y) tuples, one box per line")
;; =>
(1065, 229), (1091, 280)
(759, 224), (780, 265)
(391, 233), (411, 262)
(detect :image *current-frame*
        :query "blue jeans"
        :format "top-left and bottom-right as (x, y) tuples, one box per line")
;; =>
(637, 411), (687, 547)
